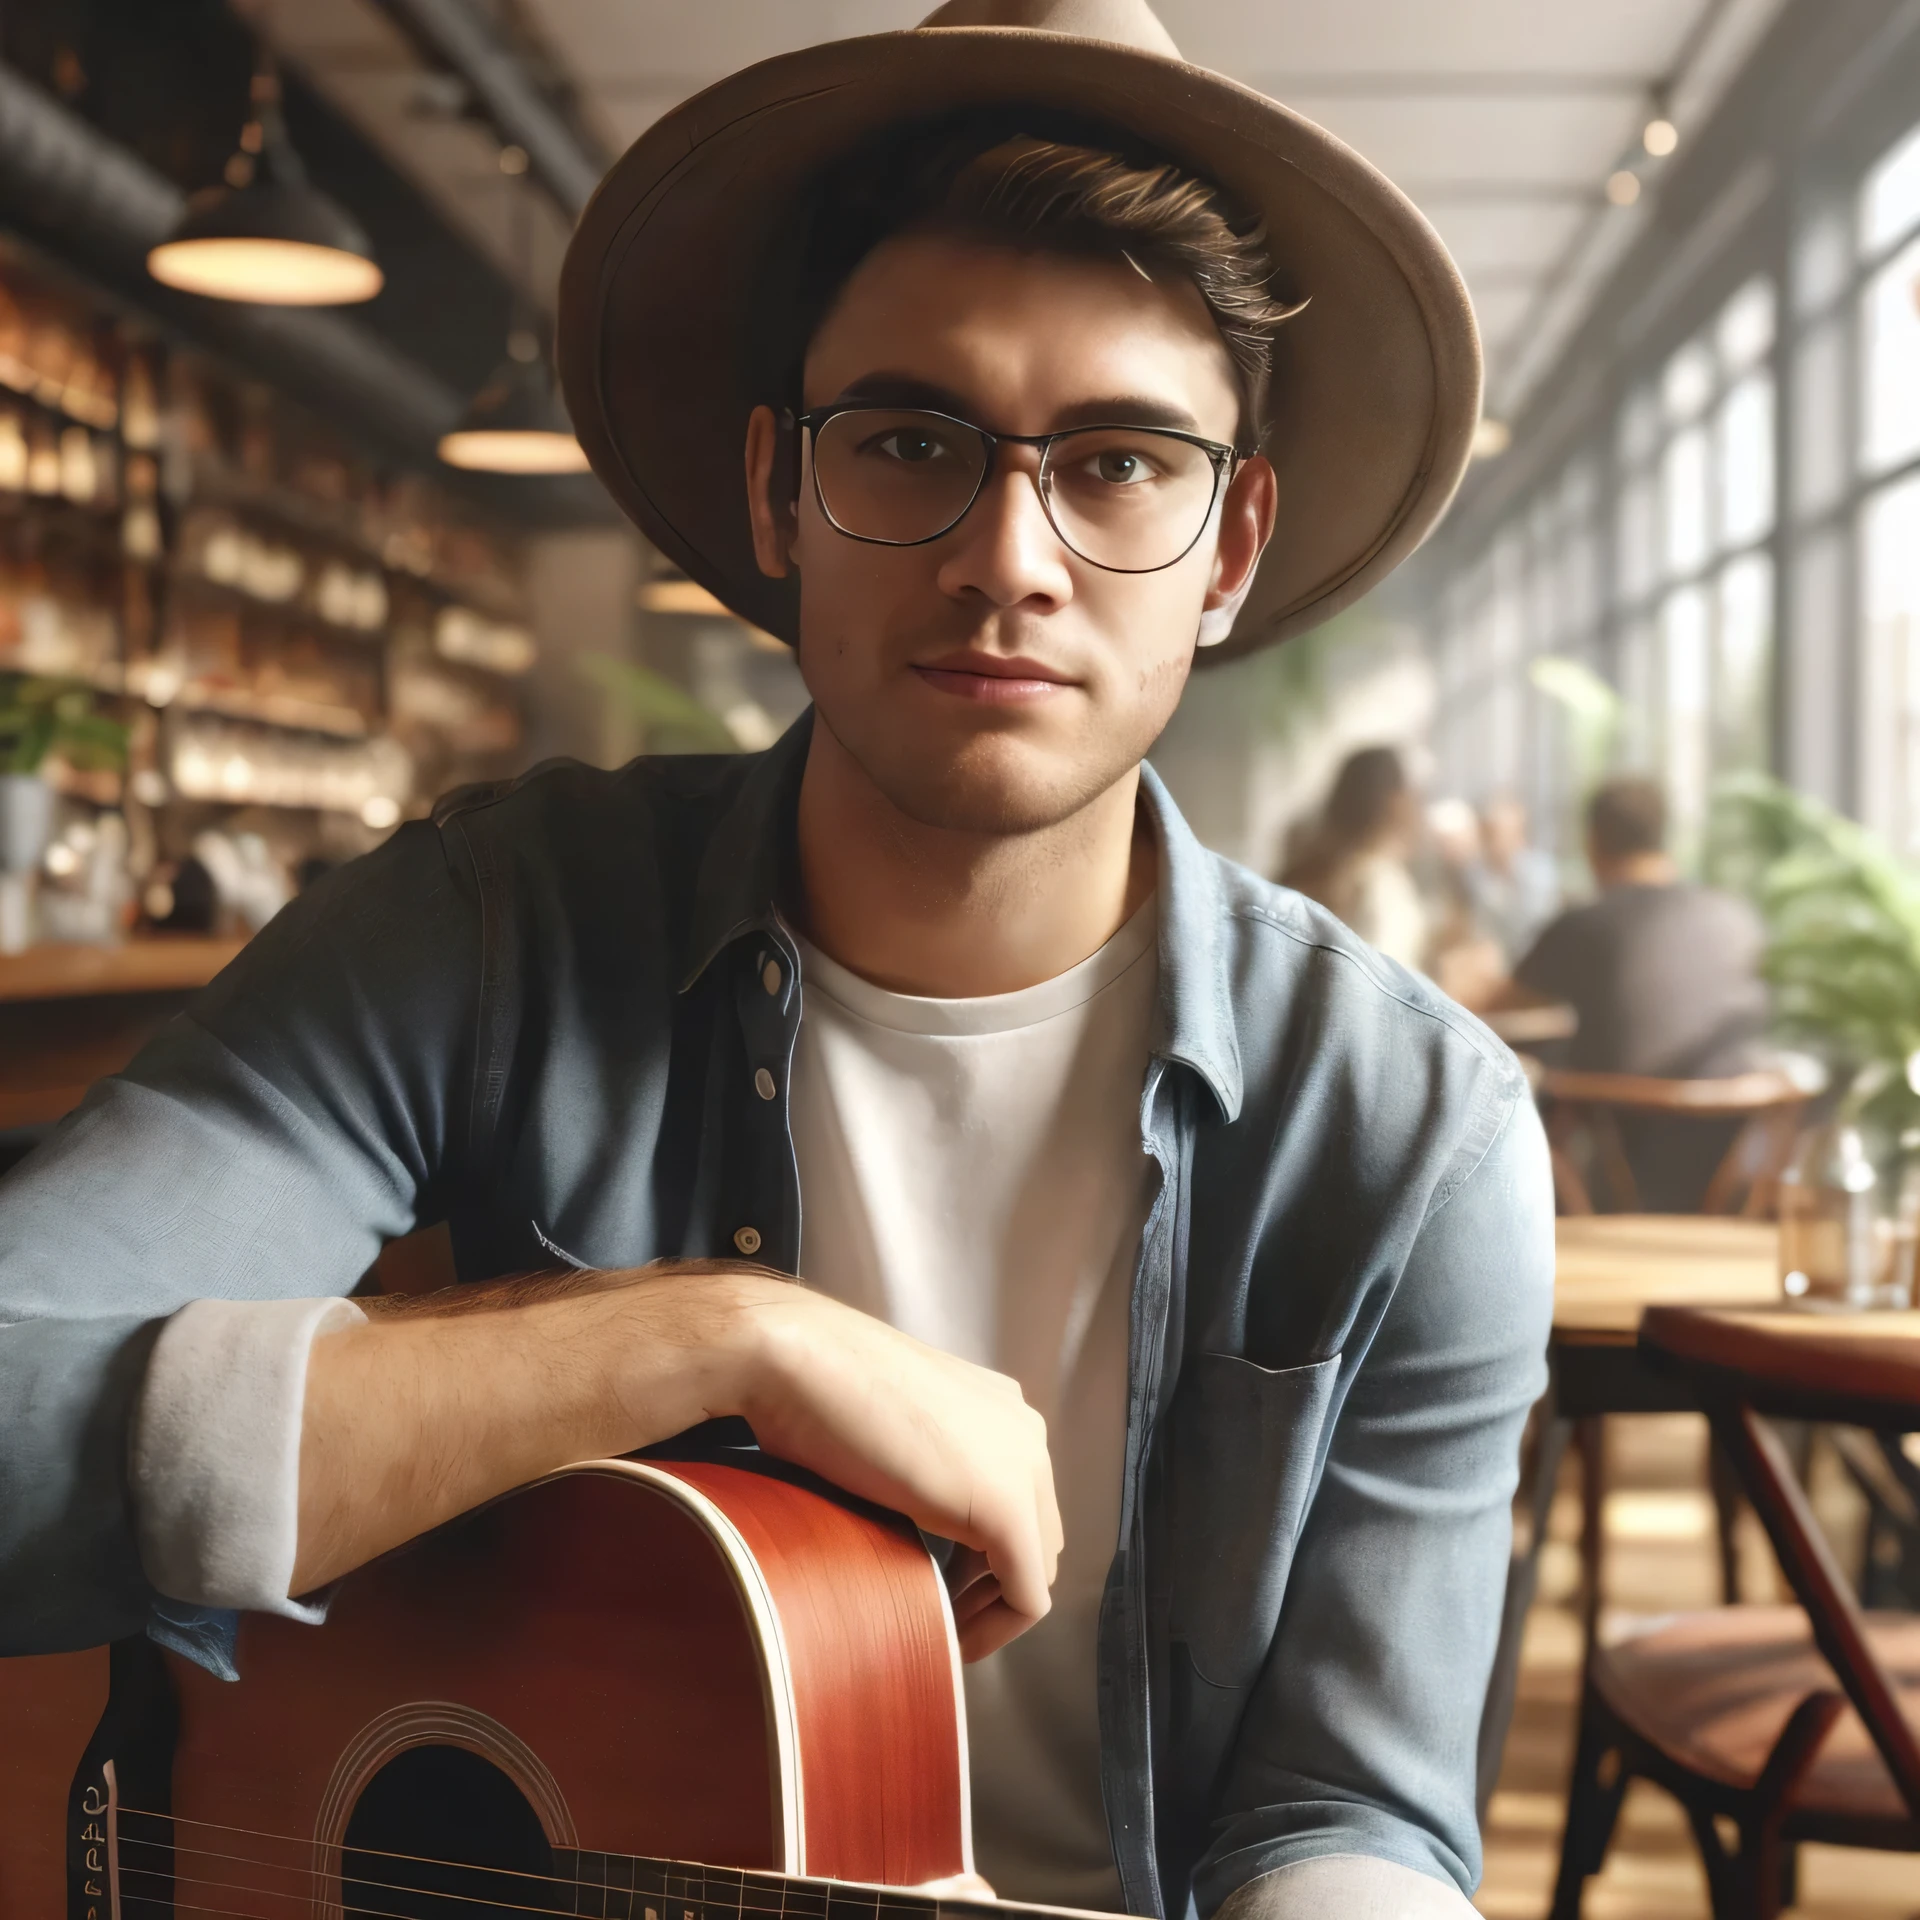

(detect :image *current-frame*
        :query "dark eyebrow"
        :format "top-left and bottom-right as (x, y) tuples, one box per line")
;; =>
(826, 374), (1206, 437)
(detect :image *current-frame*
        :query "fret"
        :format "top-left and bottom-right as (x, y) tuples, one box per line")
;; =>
(739, 1869), (789, 1917)
(573, 1852), (947, 1920)
(777, 1876), (828, 1920)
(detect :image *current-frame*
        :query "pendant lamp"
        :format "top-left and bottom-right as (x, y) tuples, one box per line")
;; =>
(438, 329), (589, 473)
(439, 183), (588, 474)
(148, 58), (383, 306)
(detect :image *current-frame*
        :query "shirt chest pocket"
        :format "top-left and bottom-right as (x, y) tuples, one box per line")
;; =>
(1168, 1350), (1342, 1691)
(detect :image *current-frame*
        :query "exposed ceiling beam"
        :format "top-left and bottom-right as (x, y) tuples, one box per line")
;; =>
(367, 0), (603, 216)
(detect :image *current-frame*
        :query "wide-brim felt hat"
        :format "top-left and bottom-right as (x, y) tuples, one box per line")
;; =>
(556, 0), (1481, 662)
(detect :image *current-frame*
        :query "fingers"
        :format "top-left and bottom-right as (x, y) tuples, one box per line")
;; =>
(957, 1594), (1042, 1662)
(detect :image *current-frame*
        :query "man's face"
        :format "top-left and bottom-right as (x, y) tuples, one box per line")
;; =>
(747, 232), (1275, 836)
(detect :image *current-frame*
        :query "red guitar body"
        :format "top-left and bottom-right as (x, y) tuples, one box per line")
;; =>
(1, 1454), (990, 1919)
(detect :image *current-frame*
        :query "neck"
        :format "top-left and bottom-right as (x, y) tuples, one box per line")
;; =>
(1595, 851), (1676, 888)
(794, 719), (1155, 998)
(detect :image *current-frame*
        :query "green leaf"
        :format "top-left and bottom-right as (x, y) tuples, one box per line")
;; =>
(572, 655), (738, 754)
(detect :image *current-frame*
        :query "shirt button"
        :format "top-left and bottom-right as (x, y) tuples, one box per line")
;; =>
(753, 1067), (777, 1101)
(762, 957), (782, 996)
(733, 1225), (762, 1257)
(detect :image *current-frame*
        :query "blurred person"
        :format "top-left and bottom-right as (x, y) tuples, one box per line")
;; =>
(0, 7), (1553, 1919)
(1421, 797), (1502, 1003)
(1466, 794), (1559, 963)
(1479, 775), (1767, 1208)
(1279, 745), (1429, 967)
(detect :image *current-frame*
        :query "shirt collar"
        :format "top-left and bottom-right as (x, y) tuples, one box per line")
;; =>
(681, 710), (1244, 1123)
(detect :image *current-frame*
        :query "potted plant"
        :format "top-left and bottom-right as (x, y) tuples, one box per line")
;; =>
(1710, 773), (1920, 1131)
(0, 674), (131, 874)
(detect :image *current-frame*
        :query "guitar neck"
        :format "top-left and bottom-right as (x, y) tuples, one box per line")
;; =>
(556, 1850), (1107, 1920)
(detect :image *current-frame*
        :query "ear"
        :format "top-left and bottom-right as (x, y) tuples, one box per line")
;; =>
(1205, 453), (1277, 615)
(744, 404), (798, 579)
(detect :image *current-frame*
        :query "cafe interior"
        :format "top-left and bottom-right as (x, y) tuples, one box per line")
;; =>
(2, 2), (1920, 1918)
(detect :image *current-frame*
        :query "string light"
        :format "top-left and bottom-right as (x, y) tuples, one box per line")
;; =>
(1606, 170), (1643, 208)
(1643, 118), (1679, 158)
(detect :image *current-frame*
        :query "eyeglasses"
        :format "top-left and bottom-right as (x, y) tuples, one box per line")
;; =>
(793, 404), (1241, 575)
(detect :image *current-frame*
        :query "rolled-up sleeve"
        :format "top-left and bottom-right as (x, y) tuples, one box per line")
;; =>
(0, 820), (477, 1653)
(1191, 1090), (1554, 1909)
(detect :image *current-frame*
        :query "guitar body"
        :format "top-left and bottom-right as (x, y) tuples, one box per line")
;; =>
(7, 1455), (978, 1918)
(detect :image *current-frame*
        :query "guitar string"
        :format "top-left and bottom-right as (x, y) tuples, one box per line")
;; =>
(110, 1810), (901, 1920)
(114, 1825), (598, 1908)
(115, 1842), (598, 1920)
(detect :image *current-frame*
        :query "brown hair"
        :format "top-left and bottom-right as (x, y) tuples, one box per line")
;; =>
(779, 115), (1296, 445)
(1279, 746), (1412, 910)
(1586, 777), (1666, 860)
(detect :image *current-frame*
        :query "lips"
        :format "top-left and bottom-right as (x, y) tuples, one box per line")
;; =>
(910, 653), (1076, 704)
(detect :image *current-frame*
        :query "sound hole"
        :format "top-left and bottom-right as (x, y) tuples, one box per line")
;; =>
(342, 1743), (563, 1916)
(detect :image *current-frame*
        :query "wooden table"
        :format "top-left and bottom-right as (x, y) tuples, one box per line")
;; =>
(0, 937), (247, 1134)
(1483, 1000), (1579, 1047)
(1476, 1213), (1782, 1809)
(1553, 1213), (1781, 1412)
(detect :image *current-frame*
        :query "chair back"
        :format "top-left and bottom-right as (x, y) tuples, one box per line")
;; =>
(1640, 1306), (1920, 1820)
(1540, 1067), (1809, 1217)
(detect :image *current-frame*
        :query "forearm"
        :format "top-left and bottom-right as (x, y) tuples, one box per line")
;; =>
(1218, 1856), (1474, 1920)
(293, 1264), (776, 1593)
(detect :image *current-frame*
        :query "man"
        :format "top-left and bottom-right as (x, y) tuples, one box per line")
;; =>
(0, 5), (1552, 1919)
(1487, 776), (1767, 1207)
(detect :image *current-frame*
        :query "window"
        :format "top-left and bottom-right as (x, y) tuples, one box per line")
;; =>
(1858, 121), (1920, 850)
(1613, 276), (1778, 861)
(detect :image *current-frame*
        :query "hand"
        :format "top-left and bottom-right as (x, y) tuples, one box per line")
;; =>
(303, 1262), (1062, 1657)
(691, 1276), (1064, 1660)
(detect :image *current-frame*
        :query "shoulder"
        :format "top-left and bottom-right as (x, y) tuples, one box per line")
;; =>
(1210, 852), (1530, 1126)
(431, 750), (748, 850)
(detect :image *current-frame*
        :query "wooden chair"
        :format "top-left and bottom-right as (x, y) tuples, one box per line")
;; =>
(1540, 1067), (1810, 1219)
(1541, 1068), (1811, 1619)
(1550, 1307), (1920, 1920)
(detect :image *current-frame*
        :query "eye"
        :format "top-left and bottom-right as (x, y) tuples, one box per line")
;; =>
(1084, 446), (1162, 485)
(870, 429), (951, 464)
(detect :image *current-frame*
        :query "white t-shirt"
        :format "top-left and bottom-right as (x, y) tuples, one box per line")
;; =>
(131, 907), (1158, 1912)
(790, 905), (1156, 1912)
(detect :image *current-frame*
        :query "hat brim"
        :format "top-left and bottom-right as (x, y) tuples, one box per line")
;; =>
(557, 27), (1480, 662)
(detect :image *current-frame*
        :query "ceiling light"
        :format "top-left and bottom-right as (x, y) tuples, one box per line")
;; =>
(148, 58), (381, 306)
(1642, 118), (1679, 158)
(439, 180), (589, 475)
(499, 144), (530, 176)
(1606, 170), (1643, 208)
(438, 353), (589, 473)
(1471, 418), (1512, 460)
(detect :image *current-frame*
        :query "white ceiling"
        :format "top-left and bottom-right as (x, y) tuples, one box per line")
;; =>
(518, 0), (1791, 418)
(266, 0), (1793, 423)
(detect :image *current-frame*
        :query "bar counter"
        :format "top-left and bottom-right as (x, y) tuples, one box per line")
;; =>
(0, 937), (246, 1133)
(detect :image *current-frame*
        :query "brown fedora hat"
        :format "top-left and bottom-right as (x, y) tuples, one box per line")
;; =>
(556, 0), (1480, 662)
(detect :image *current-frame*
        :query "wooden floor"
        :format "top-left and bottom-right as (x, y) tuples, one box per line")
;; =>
(1476, 1413), (1920, 1920)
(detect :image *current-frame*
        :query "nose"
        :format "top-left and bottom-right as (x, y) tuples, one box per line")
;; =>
(934, 447), (1075, 612)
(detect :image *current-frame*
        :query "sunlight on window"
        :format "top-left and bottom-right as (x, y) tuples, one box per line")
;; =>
(1660, 585), (1712, 857)
(1716, 553), (1773, 773)
(1717, 375), (1774, 545)
(1862, 234), (1920, 474)
(1663, 427), (1711, 575)
(1863, 473), (1920, 854)
(1863, 120), (1920, 256)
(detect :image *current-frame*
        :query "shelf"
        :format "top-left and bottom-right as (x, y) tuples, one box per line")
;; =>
(189, 460), (527, 625)
(0, 935), (247, 1004)
(169, 568), (388, 647)
(0, 656), (372, 740)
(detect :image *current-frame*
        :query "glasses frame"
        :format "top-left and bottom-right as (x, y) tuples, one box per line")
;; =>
(791, 403), (1243, 575)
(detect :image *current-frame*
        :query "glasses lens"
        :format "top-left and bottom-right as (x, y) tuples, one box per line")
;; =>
(1042, 428), (1221, 571)
(811, 410), (990, 545)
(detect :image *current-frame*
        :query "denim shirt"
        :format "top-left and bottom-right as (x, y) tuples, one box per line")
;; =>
(0, 714), (1552, 1916)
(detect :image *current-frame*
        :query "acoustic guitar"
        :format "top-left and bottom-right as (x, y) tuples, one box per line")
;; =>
(0, 1450), (1116, 1920)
